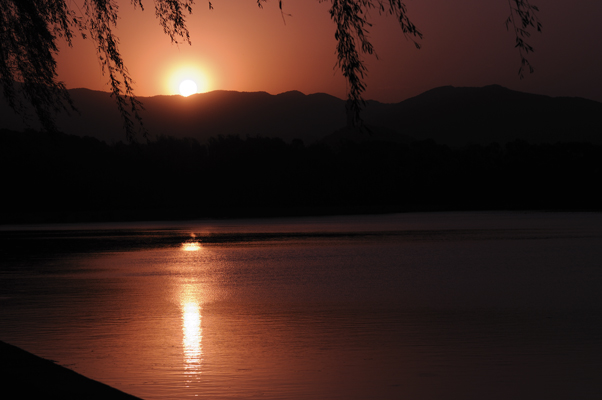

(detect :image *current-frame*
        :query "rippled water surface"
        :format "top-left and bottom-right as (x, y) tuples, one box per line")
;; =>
(1, 212), (602, 399)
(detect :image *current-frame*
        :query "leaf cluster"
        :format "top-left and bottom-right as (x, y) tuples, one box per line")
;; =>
(0, 0), (75, 132)
(326, 1), (422, 127)
(505, 0), (542, 78)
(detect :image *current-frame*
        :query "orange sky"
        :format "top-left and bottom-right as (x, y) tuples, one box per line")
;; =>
(55, 0), (602, 103)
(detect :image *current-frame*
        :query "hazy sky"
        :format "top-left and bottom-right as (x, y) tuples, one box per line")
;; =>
(55, 0), (602, 103)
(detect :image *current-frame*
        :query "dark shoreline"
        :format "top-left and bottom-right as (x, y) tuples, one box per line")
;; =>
(0, 341), (143, 400)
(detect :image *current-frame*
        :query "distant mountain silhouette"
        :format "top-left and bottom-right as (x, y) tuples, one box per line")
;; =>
(1, 89), (348, 144)
(360, 85), (602, 146)
(2, 85), (601, 146)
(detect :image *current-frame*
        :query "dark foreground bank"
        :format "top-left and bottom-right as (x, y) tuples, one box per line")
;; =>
(0, 341), (142, 400)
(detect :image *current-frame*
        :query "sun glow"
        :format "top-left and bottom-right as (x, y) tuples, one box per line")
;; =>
(167, 64), (210, 96)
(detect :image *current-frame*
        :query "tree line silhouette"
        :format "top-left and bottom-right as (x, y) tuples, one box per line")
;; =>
(1, 129), (600, 223)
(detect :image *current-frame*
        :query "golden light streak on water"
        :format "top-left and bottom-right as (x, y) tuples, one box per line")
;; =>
(181, 299), (202, 376)
(179, 242), (203, 377)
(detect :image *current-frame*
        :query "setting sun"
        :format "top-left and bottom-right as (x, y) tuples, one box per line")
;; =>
(166, 64), (210, 96)
(179, 80), (198, 97)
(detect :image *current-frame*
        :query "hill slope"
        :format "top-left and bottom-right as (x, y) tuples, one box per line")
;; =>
(361, 85), (602, 146)
(2, 85), (601, 146)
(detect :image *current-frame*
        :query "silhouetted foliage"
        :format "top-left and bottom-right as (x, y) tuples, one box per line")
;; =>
(0, 0), (194, 139)
(2, 129), (600, 223)
(505, 0), (542, 78)
(0, 1), (541, 138)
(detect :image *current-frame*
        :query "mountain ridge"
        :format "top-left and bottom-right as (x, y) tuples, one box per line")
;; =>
(2, 85), (601, 146)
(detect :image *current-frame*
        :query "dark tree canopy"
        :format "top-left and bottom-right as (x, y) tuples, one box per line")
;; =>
(0, 0), (541, 139)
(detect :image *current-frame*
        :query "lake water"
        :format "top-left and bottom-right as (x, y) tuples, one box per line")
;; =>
(1, 212), (602, 399)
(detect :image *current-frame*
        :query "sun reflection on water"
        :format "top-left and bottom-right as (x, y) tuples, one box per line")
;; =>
(182, 242), (201, 252)
(178, 240), (204, 377)
(181, 298), (202, 375)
